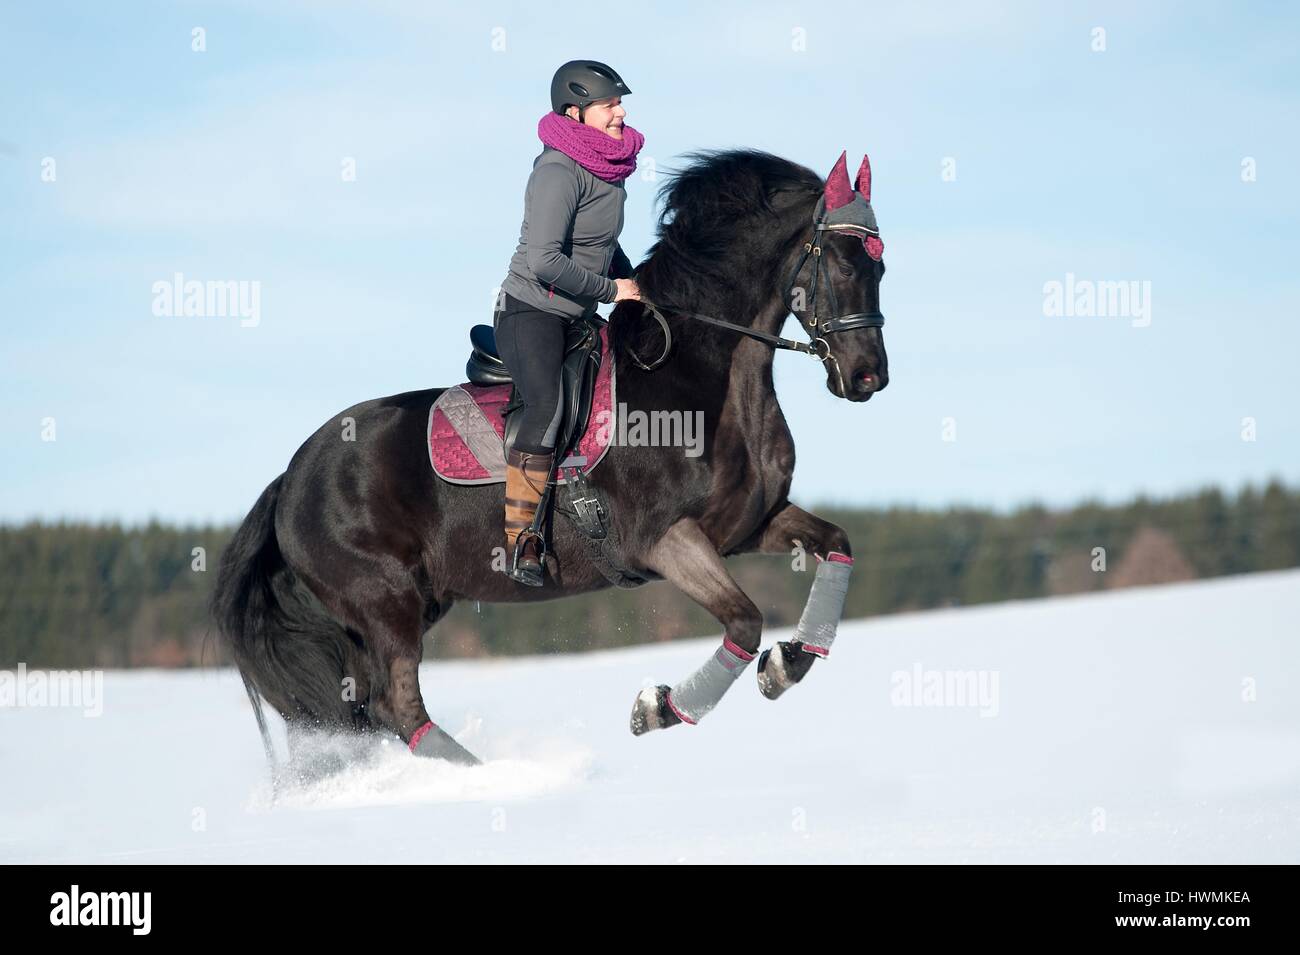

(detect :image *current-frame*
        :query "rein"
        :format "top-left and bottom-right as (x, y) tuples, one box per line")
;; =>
(628, 302), (821, 368)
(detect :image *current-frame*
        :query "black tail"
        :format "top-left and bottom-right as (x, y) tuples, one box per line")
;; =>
(210, 475), (364, 731)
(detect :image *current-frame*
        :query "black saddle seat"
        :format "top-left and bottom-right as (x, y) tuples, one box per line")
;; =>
(466, 325), (510, 385)
(470, 324), (502, 363)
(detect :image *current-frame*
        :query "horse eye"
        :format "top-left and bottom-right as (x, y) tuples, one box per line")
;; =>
(838, 262), (855, 278)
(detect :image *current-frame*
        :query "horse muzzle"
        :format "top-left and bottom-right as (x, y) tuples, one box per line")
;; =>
(839, 366), (887, 402)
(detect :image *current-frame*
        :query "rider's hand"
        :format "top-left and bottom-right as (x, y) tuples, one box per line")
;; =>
(613, 278), (642, 302)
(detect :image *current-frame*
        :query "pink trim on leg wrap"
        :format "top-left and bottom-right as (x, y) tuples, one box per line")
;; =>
(722, 635), (755, 662)
(408, 720), (436, 753)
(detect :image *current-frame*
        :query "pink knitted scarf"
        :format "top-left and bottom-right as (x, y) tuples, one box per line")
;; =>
(537, 112), (645, 183)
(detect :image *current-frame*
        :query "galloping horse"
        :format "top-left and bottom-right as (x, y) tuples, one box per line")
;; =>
(212, 147), (889, 766)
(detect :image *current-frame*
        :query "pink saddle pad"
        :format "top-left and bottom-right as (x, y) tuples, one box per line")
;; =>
(427, 324), (615, 485)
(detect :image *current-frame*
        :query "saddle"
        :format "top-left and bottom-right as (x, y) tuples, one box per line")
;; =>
(465, 317), (602, 460)
(427, 317), (614, 543)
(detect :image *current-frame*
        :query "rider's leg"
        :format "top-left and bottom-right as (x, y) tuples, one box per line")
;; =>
(503, 445), (555, 584)
(495, 295), (566, 583)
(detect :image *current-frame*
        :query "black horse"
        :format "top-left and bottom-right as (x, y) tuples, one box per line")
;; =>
(212, 147), (889, 766)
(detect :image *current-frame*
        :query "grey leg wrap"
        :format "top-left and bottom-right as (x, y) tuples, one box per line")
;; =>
(665, 637), (756, 724)
(793, 552), (853, 657)
(409, 720), (481, 766)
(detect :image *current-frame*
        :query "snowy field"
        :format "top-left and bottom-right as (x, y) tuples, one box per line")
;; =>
(2, 570), (1298, 864)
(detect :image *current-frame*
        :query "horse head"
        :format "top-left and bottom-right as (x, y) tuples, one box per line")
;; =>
(786, 150), (889, 401)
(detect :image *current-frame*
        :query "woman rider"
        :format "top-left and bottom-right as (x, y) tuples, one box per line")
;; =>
(496, 60), (644, 586)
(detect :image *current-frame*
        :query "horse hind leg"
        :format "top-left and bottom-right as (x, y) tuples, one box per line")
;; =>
(371, 654), (480, 766)
(361, 594), (481, 767)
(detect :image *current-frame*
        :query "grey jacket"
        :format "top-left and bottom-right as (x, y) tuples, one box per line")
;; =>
(501, 146), (635, 319)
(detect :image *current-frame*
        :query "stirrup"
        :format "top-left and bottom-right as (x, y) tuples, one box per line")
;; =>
(509, 529), (545, 587)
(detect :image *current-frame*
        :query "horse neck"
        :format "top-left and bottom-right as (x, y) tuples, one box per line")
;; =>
(716, 294), (791, 422)
(618, 220), (807, 420)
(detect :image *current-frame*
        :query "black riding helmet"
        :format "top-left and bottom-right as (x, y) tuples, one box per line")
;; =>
(550, 59), (631, 122)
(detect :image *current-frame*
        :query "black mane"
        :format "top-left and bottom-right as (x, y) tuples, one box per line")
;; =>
(634, 147), (816, 310)
(619, 148), (822, 351)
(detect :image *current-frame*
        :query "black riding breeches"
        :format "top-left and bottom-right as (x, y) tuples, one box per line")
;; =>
(493, 291), (569, 454)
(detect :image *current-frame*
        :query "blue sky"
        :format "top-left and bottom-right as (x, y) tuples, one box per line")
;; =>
(2, 0), (1297, 524)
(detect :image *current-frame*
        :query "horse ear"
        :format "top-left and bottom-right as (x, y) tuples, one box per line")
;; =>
(854, 153), (872, 202)
(824, 150), (853, 211)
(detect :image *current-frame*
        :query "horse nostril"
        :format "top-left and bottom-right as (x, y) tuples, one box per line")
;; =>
(850, 367), (887, 397)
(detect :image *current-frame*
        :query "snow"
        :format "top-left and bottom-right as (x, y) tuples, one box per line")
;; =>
(3, 570), (1298, 863)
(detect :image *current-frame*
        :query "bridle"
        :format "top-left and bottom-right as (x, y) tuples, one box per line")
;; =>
(625, 213), (885, 393)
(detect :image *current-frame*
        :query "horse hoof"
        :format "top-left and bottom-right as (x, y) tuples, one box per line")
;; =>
(630, 685), (682, 736)
(757, 641), (817, 700)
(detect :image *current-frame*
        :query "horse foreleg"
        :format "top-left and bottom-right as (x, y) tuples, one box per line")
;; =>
(743, 501), (854, 700)
(629, 518), (762, 735)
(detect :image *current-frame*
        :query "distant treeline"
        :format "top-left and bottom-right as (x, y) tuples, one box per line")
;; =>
(2, 479), (1298, 669)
